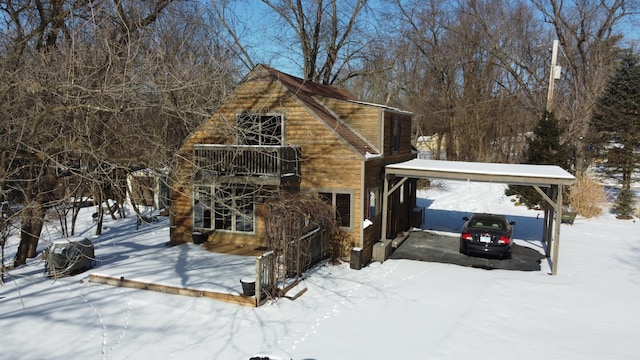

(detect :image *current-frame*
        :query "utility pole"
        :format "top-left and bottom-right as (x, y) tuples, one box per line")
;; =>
(546, 40), (561, 112)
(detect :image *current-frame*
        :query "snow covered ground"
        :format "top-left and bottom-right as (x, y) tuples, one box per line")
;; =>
(1, 180), (639, 359)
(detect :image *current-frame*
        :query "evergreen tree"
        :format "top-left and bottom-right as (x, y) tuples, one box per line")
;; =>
(506, 111), (572, 208)
(591, 50), (640, 217)
(613, 187), (635, 219)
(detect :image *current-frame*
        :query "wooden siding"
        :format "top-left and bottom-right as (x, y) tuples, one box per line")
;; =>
(285, 92), (365, 253)
(383, 111), (413, 157)
(316, 97), (382, 151)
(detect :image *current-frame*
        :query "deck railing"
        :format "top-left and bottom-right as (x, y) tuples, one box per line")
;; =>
(194, 145), (300, 182)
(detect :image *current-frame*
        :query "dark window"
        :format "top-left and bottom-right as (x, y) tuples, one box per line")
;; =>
(318, 191), (352, 228)
(234, 187), (255, 232)
(214, 187), (233, 230)
(336, 193), (351, 227)
(237, 113), (282, 145)
(194, 185), (255, 233)
(318, 192), (332, 204)
(194, 185), (213, 230)
(368, 189), (378, 219)
(391, 116), (401, 154)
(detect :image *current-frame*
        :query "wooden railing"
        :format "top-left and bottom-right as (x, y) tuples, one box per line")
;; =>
(255, 251), (276, 306)
(254, 227), (329, 306)
(194, 145), (300, 182)
(285, 227), (329, 278)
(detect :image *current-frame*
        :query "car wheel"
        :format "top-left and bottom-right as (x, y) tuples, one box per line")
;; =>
(503, 252), (512, 260)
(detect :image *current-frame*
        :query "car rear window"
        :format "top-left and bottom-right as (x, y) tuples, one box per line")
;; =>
(472, 220), (504, 229)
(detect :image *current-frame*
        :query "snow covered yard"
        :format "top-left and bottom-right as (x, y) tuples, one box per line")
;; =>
(1, 180), (639, 359)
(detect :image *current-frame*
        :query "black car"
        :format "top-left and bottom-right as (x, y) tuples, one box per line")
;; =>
(459, 213), (515, 259)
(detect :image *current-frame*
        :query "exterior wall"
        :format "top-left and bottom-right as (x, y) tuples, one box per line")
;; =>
(362, 157), (386, 263)
(382, 111), (413, 155)
(360, 110), (415, 263)
(287, 102), (364, 255)
(361, 154), (414, 263)
(316, 97), (382, 151)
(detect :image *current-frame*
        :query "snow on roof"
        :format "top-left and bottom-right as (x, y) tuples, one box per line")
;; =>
(347, 100), (413, 115)
(386, 159), (575, 186)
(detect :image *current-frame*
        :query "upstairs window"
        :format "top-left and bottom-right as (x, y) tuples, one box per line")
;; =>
(237, 112), (283, 145)
(391, 116), (401, 155)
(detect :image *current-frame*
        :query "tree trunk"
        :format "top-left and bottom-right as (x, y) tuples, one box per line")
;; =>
(95, 191), (104, 236)
(27, 202), (44, 258)
(14, 202), (44, 267)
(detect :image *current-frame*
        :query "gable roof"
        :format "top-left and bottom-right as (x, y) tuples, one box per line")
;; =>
(255, 64), (379, 156)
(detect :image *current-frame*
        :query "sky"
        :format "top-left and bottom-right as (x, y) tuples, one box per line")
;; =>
(225, 0), (640, 79)
(1, 179), (639, 359)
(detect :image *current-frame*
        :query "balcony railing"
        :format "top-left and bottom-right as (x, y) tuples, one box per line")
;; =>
(193, 144), (301, 184)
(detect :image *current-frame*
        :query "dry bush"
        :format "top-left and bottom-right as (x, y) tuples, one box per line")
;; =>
(329, 229), (353, 263)
(418, 179), (447, 191)
(568, 173), (608, 217)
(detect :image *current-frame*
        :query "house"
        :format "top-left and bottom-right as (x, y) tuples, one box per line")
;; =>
(169, 64), (416, 265)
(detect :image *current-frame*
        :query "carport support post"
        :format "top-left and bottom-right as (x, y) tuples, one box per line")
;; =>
(381, 175), (409, 242)
(534, 184), (563, 275)
(551, 185), (563, 275)
(546, 188), (554, 257)
(381, 174), (390, 241)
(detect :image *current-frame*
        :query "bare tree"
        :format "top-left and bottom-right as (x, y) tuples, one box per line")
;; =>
(1, 0), (239, 266)
(532, 0), (638, 172)
(211, 0), (374, 84)
(263, 0), (372, 84)
(357, 0), (637, 165)
(381, 0), (548, 162)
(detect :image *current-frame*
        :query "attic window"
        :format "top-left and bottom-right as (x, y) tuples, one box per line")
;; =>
(237, 112), (283, 145)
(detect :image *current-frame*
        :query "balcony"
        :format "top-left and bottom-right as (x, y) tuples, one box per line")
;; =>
(193, 144), (301, 185)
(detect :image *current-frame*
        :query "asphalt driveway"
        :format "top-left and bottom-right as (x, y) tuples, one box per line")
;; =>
(389, 231), (546, 271)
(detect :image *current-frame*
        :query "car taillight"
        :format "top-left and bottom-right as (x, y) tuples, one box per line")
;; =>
(498, 236), (511, 244)
(462, 233), (473, 241)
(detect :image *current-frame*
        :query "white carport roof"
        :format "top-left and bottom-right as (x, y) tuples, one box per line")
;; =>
(382, 159), (576, 275)
(385, 159), (575, 186)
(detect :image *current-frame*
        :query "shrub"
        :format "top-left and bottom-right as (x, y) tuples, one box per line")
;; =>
(568, 173), (608, 218)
